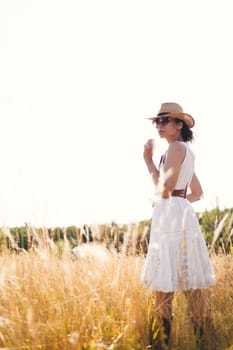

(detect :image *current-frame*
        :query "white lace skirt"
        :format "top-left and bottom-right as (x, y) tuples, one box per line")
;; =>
(141, 197), (215, 292)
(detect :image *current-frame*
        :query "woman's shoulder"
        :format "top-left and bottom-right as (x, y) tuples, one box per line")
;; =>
(168, 141), (186, 154)
(166, 141), (186, 165)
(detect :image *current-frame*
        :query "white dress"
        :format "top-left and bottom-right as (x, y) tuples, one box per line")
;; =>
(141, 142), (215, 292)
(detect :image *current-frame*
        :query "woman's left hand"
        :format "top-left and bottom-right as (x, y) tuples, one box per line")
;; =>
(143, 139), (155, 162)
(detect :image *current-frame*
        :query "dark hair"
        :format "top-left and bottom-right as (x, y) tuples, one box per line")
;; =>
(174, 118), (193, 142)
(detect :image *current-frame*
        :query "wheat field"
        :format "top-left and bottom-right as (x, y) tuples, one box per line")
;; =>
(0, 238), (233, 350)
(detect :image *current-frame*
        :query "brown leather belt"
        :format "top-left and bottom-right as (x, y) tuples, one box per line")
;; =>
(171, 189), (187, 198)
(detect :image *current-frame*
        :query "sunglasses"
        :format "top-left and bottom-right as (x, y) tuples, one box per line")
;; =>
(152, 117), (173, 127)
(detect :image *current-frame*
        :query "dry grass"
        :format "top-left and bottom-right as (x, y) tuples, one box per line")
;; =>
(0, 243), (232, 350)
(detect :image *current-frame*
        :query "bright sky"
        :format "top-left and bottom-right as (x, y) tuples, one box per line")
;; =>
(0, 0), (232, 227)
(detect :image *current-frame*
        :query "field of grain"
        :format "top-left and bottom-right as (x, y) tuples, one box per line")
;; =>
(0, 240), (232, 350)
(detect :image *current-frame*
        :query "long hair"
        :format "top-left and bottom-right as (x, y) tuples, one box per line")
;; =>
(174, 118), (193, 142)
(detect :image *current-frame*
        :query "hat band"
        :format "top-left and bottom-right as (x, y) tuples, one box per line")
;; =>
(157, 112), (171, 117)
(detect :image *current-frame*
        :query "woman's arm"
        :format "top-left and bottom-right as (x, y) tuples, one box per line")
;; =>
(186, 172), (203, 203)
(161, 142), (186, 198)
(143, 139), (160, 186)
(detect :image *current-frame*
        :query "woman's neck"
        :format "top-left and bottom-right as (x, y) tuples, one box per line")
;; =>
(167, 136), (183, 144)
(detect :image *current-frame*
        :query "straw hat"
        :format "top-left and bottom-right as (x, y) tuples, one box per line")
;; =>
(148, 102), (195, 128)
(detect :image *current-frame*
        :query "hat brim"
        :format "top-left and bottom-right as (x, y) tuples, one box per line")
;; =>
(147, 112), (195, 128)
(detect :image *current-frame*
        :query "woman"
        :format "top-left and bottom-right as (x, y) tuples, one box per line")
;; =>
(141, 102), (215, 349)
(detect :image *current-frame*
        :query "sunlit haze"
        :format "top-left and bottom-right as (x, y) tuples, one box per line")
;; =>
(0, 0), (232, 227)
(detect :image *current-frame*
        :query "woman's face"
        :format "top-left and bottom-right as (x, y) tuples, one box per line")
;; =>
(153, 117), (183, 142)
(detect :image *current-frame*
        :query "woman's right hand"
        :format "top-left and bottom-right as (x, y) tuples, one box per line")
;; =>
(143, 139), (155, 163)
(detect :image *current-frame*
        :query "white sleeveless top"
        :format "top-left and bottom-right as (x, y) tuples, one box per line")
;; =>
(158, 142), (194, 193)
(174, 142), (194, 190)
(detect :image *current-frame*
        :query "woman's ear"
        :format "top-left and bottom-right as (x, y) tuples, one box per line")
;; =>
(178, 121), (183, 130)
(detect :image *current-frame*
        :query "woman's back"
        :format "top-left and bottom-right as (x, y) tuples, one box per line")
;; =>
(174, 142), (194, 190)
